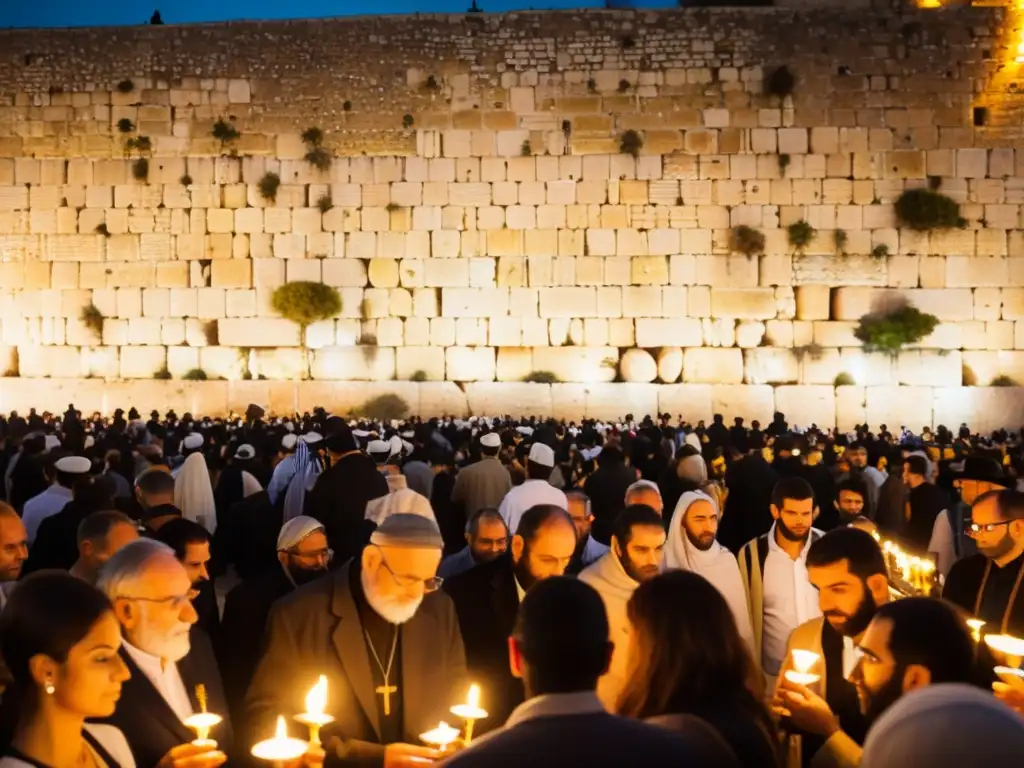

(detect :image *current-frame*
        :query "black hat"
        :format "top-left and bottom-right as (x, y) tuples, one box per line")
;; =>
(954, 456), (1013, 488)
(323, 416), (357, 453)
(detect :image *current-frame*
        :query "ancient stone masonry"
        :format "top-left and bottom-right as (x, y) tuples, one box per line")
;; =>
(3, 2), (1024, 424)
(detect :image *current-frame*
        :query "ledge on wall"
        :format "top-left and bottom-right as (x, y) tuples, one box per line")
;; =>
(1, 378), (1022, 432)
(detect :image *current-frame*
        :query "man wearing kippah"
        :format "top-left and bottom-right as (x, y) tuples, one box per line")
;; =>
(451, 432), (512, 522)
(246, 514), (468, 768)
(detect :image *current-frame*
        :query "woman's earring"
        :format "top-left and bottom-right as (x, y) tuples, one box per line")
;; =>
(44, 681), (55, 695)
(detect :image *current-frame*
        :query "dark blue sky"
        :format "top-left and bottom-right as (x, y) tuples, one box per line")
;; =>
(2, 1), (674, 29)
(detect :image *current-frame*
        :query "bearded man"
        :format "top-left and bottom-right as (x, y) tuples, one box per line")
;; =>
(663, 490), (755, 658)
(579, 504), (665, 710)
(738, 477), (824, 686)
(771, 527), (890, 767)
(246, 514), (467, 768)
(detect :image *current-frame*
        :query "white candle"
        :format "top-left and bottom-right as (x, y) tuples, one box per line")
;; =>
(784, 649), (821, 686)
(184, 712), (223, 748)
(252, 715), (309, 763)
(419, 721), (460, 750)
(985, 634), (1024, 668)
(450, 683), (488, 744)
(295, 675), (335, 746)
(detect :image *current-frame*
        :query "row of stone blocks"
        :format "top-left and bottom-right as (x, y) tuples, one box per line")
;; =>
(0, 377), (1020, 435)
(2, 343), (1020, 389)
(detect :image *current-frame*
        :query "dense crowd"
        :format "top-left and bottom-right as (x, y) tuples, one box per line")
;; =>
(0, 403), (1021, 768)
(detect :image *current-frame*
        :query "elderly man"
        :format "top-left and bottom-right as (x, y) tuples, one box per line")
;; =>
(152, 518), (219, 638)
(95, 539), (232, 768)
(68, 510), (139, 585)
(624, 479), (663, 517)
(438, 507), (509, 580)
(566, 491), (609, 575)
(218, 516), (332, 721)
(246, 514), (467, 768)
(0, 502), (27, 610)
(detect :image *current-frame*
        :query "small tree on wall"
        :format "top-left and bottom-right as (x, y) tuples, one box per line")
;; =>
(854, 303), (939, 355)
(271, 282), (343, 378)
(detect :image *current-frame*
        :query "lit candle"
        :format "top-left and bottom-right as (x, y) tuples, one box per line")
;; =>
(784, 650), (821, 686)
(252, 715), (309, 766)
(995, 666), (1024, 685)
(419, 721), (460, 752)
(450, 684), (489, 744)
(295, 675), (335, 746)
(967, 619), (986, 644)
(984, 634), (1024, 668)
(183, 684), (223, 748)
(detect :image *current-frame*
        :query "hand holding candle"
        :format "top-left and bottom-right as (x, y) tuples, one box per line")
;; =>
(450, 684), (488, 745)
(295, 676), (335, 746)
(419, 722), (460, 753)
(252, 716), (309, 766)
(784, 649), (821, 686)
(984, 634), (1024, 669)
(183, 684), (223, 749)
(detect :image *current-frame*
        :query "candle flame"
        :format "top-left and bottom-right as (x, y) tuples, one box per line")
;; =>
(274, 715), (288, 740)
(467, 684), (480, 708)
(305, 675), (328, 716)
(791, 650), (820, 674)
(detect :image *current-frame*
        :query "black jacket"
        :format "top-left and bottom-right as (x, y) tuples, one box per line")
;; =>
(442, 554), (521, 731)
(96, 626), (232, 768)
(583, 462), (637, 545)
(304, 453), (388, 563)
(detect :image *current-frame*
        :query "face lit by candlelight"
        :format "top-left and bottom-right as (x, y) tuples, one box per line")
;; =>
(850, 616), (930, 725)
(510, 517), (576, 593)
(361, 544), (441, 624)
(111, 552), (197, 662)
(808, 557), (887, 639)
(968, 494), (1024, 563)
(613, 524), (665, 584)
(681, 499), (717, 552)
(772, 496), (816, 543)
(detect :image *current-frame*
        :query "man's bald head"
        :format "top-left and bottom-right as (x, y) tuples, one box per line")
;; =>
(0, 502), (27, 582)
(512, 505), (576, 592)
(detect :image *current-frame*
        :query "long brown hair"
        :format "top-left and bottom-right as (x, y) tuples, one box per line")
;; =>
(617, 571), (776, 739)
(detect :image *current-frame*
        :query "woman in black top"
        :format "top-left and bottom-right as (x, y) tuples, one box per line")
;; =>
(618, 570), (782, 768)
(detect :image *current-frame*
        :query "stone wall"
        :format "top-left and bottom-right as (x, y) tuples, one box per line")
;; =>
(2, 3), (1024, 423)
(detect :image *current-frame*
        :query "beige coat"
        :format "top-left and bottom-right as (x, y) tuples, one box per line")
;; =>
(451, 455), (512, 520)
(579, 550), (638, 712)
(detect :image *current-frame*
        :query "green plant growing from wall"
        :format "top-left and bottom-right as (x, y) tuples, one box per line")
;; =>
(116, 79), (134, 93)
(402, 114), (415, 129)
(180, 173), (193, 186)
(272, 281), (343, 377)
(410, 369), (428, 382)
(182, 368), (208, 381)
(894, 188), (966, 231)
(787, 220), (816, 254)
(854, 303), (940, 354)
(523, 370), (560, 383)
(617, 79), (631, 93)
(212, 118), (241, 152)
(301, 127), (324, 146)
(258, 172), (281, 203)
(132, 158), (149, 181)
(834, 229), (848, 255)
(730, 225), (765, 258)
(386, 202), (401, 213)
(317, 194), (333, 214)
(80, 303), (104, 342)
(521, 139), (532, 156)
(153, 366), (172, 380)
(871, 243), (890, 261)
(342, 100), (352, 112)
(301, 126), (332, 172)
(94, 223), (111, 237)
(619, 129), (643, 158)
(778, 153), (791, 177)
(355, 393), (411, 421)
(991, 375), (1018, 387)
(117, 118), (135, 134)
(833, 372), (855, 387)
(765, 65), (796, 101)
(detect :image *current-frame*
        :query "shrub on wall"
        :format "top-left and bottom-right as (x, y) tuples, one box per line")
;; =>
(258, 172), (281, 203)
(153, 366), (172, 380)
(765, 65), (796, 100)
(787, 220), (816, 254)
(212, 118), (241, 151)
(894, 188), (965, 231)
(355, 393), (411, 421)
(302, 126), (332, 171)
(80, 303), (104, 341)
(523, 370), (560, 383)
(854, 304), (940, 354)
(730, 226), (765, 258)
(271, 280), (342, 367)
(991, 375), (1018, 387)
(620, 129), (643, 158)
(833, 372), (855, 387)
(182, 368), (208, 381)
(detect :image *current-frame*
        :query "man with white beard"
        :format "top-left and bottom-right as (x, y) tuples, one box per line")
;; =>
(664, 490), (757, 662)
(246, 514), (468, 768)
(95, 539), (232, 768)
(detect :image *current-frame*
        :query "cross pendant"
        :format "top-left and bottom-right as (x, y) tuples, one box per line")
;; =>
(376, 683), (398, 716)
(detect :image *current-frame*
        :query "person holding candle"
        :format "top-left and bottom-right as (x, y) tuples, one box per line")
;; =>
(245, 513), (468, 768)
(93, 539), (232, 768)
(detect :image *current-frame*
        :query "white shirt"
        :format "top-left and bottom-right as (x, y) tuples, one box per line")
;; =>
(498, 479), (568, 534)
(515, 573), (526, 603)
(761, 523), (822, 676)
(22, 485), (73, 544)
(842, 636), (858, 679)
(122, 638), (194, 724)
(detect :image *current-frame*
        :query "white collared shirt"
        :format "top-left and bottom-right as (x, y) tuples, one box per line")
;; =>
(22, 485), (73, 544)
(122, 638), (194, 723)
(842, 636), (857, 679)
(761, 523), (822, 675)
(514, 573), (526, 603)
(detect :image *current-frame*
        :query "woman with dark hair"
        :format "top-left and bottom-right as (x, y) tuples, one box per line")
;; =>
(618, 570), (781, 768)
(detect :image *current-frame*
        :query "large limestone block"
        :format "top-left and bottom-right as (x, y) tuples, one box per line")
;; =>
(466, 383), (553, 417)
(418, 382), (469, 417)
(683, 348), (744, 384)
(897, 350), (962, 387)
(736, 321), (766, 348)
(658, 384), (714, 423)
(550, 384), (586, 420)
(198, 348), (247, 380)
(251, 349), (306, 380)
(218, 318), (300, 347)
(538, 288), (596, 318)
(813, 322), (861, 348)
(658, 347), (684, 383)
(773, 385), (837, 429)
(711, 384), (775, 424)
(296, 381), (420, 416)
(620, 349), (658, 383)
(118, 346), (166, 379)
(495, 347), (533, 382)
(446, 347), (496, 382)
(80, 347), (120, 380)
(841, 350), (896, 386)
(793, 255), (886, 287)
(796, 286), (831, 321)
(835, 386), (866, 432)
(311, 346), (396, 381)
(531, 347), (617, 384)
(635, 318), (703, 347)
(865, 386), (933, 431)
(166, 346), (200, 377)
(744, 348), (799, 385)
(581, 384), (659, 421)
(933, 387), (1024, 436)
(711, 289), (777, 320)
(441, 288), (509, 317)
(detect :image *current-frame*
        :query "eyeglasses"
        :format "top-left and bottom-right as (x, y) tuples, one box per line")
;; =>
(967, 520), (1014, 534)
(287, 546), (334, 564)
(377, 549), (442, 592)
(116, 589), (199, 609)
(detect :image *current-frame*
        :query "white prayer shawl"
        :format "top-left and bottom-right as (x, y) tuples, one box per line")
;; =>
(241, 471), (263, 499)
(365, 483), (436, 526)
(282, 440), (319, 523)
(664, 490), (756, 657)
(173, 452), (217, 534)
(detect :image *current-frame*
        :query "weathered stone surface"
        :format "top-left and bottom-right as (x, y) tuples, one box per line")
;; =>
(773, 386), (837, 431)
(531, 347), (618, 384)
(466, 383), (553, 416)
(657, 347), (683, 383)
(620, 348), (657, 383)
(311, 346), (396, 381)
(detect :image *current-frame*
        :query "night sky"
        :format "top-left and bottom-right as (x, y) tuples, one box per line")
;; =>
(2, 1), (676, 30)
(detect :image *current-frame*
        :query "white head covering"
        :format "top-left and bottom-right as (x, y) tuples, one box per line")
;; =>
(182, 433), (204, 451)
(281, 434), (298, 451)
(861, 684), (1024, 768)
(235, 444), (256, 460)
(369, 513), (443, 550)
(277, 516), (325, 551)
(663, 490), (755, 654)
(174, 452), (217, 534)
(389, 435), (404, 458)
(241, 471), (263, 499)
(684, 432), (702, 454)
(480, 432), (501, 449)
(365, 486), (436, 526)
(44, 434), (61, 452)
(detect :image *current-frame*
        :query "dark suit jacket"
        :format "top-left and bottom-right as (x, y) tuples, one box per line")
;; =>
(244, 561), (468, 764)
(95, 626), (233, 768)
(442, 555), (521, 731)
(304, 455), (388, 564)
(439, 708), (740, 768)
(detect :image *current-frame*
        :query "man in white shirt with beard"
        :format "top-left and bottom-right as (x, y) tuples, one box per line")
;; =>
(95, 539), (232, 768)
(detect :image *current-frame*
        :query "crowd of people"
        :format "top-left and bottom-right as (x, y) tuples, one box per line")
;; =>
(0, 403), (1022, 768)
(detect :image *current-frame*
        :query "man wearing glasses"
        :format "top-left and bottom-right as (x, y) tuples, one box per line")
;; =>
(95, 538), (233, 768)
(247, 513), (468, 768)
(944, 489), (1024, 638)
